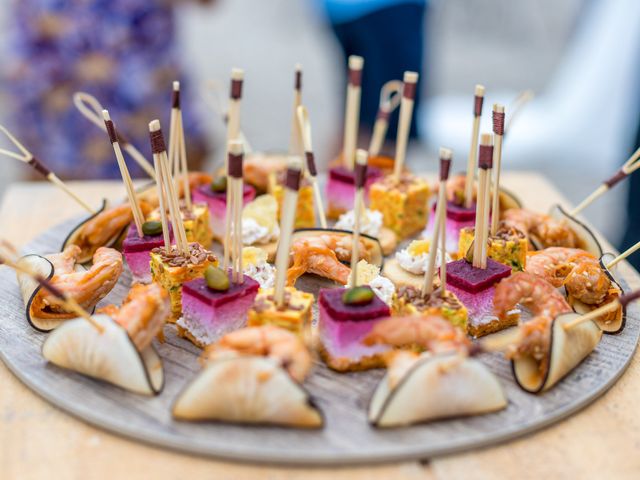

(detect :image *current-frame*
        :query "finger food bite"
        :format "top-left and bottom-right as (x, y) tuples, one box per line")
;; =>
(42, 283), (169, 395)
(383, 239), (450, 290)
(335, 208), (397, 256)
(172, 326), (323, 428)
(241, 194), (279, 261)
(248, 162), (314, 336)
(17, 246), (123, 332)
(178, 266), (259, 347)
(287, 229), (383, 286)
(458, 223), (528, 271)
(368, 350), (507, 427)
(319, 286), (392, 371)
(369, 72), (430, 239)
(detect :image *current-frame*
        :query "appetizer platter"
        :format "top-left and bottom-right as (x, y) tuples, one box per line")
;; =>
(1, 62), (640, 465)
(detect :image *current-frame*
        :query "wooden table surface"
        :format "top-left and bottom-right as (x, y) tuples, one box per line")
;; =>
(1, 173), (639, 480)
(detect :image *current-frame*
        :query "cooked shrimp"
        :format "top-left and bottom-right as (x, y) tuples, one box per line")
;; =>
(363, 314), (471, 354)
(31, 246), (123, 319)
(526, 247), (595, 287)
(493, 271), (571, 321)
(564, 257), (612, 305)
(203, 325), (312, 382)
(503, 208), (580, 248)
(494, 272), (572, 374)
(287, 234), (371, 286)
(46, 244), (81, 275)
(77, 202), (152, 249)
(98, 283), (170, 351)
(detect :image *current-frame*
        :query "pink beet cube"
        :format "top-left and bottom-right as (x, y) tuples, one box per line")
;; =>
(123, 223), (167, 284)
(445, 259), (511, 293)
(192, 183), (256, 240)
(326, 166), (382, 216)
(318, 288), (391, 369)
(179, 274), (259, 346)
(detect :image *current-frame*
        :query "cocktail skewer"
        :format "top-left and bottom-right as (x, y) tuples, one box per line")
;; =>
(422, 148), (452, 296)
(349, 149), (368, 286)
(464, 85), (485, 208)
(368, 80), (403, 157)
(0, 124), (95, 214)
(393, 71), (419, 180)
(342, 55), (364, 169)
(73, 92), (156, 179)
(289, 64), (303, 156)
(490, 104), (505, 235)
(273, 160), (302, 307)
(296, 105), (327, 228)
(103, 110), (145, 237)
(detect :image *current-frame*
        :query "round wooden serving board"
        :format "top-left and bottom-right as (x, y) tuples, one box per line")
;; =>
(0, 218), (638, 466)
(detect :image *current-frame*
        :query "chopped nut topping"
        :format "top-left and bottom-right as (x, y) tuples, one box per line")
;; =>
(152, 242), (215, 267)
(398, 286), (462, 310)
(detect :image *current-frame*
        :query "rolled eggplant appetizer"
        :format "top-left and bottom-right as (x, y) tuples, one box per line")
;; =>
(62, 200), (153, 264)
(42, 283), (169, 395)
(17, 246), (123, 332)
(546, 204), (602, 256)
(172, 325), (323, 428)
(526, 248), (623, 333)
(503, 205), (602, 256)
(369, 351), (507, 427)
(511, 311), (602, 393)
(565, 253), (624, 334)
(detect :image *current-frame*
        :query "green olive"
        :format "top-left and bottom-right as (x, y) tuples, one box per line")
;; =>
(342, 286), (374, 306)
(210, 176), (227, 193)
(142, 220), (163, 236)
(205, 266), (230, 291)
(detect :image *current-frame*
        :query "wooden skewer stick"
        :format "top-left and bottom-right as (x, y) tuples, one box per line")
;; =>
(150, 120), (189, 255)
(289, 64), (303, 156)
(464, 85), (485, 208)
(423, 148), (452, 296)
(172, 82), (192, 210)
(490, 104), (505, 235)
(570, 145), (640, 217)
(563, 290), (640, 331)
(504, 89), (534, 137)
(102, 110), (145, 237)
(393, 71), (419, 180)
(150, 126), (172, 253)
(368, 80), (403, 157)
(440, 187), (447, 296)
(0, 124), (95, 214)
(168, 82), (180, 178)
(203, 79), (253, 153)
(342, 55), (364, 169)
(606, 239), (640, 269)
(223, 141), (236, 272)
(228, 140), (244, 284)
(157, 127), (189, 255)
(274, 160), (302, 307)
(473, 133), (493, 268)
(73, 92), (156, 179)
(349, 150), (368, 287)
(0, 242), (103, 333)
(480, 135), (494, 269)
(225, 68), (244, 173)
(296, 105), (327, 228)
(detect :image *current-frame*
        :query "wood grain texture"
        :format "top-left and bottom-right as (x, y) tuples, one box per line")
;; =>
(1, 176), (639, 479)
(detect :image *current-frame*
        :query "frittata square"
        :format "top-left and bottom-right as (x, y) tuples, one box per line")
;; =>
(369, 173), (430, 239)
